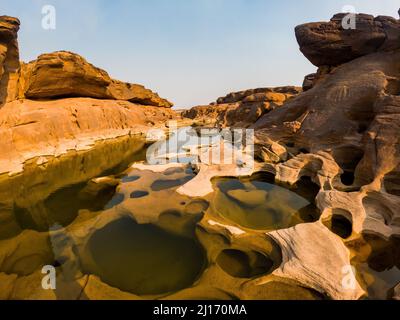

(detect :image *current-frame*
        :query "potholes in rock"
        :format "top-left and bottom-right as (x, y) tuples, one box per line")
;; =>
(340, 171), (355, 186)
(130, 191), (149, 199)
(84, 217), (206, 296)
(121, 175), (141, 183)
(352, 235), (400, 300)
(184, 200), (209, 215)
(150, 175), (195, 192)
(211, 172), (320, 231)
(103, 193), (124, 210)
(363, 195), (393, 226)
(216, 249), (274, 278)
(332, 145), (366, 188)
(15, 181), (121, 231)
(322, 209), (353, 239)
(383, 167), (400, 196)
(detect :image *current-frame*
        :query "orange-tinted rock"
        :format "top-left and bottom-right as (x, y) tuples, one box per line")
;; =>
(0, 16), (20, 105)
(22, 51), (112, 100)
(0, 98), (176, 174)
(22, 51), (173, 108)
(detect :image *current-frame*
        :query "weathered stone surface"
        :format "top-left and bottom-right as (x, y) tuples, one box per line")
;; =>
(22, 51), (173, 108)
(0, 98), (176, 175)
(0, 16), (20, 105)
(182, 87), (300, 128)
(295, 13), (400, 67)
(254, 49), (400, 189)
(22, 51), (112, 100)
(269, 222), (365, 300)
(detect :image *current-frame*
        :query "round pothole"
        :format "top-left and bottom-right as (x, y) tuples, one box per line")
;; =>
(212, 174), (320, 231)
(121, 175), (141, 183)
(216, 249), (274, 278)
(130, 190), (149, 199)
(84, 217), (206, 295)
(323, 210), (353, 239)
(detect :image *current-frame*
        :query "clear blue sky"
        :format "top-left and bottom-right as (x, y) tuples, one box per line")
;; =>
(2, 0), (399, 108)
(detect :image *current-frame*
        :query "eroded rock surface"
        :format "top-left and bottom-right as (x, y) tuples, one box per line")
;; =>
(0, 98), (175, 175)
(21, 51), (173, 108)
(295, 13), (400, 67)
(0, 16), (20, 105)
(182, 87), (301, 128)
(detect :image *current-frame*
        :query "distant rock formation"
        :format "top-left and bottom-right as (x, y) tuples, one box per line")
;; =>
(182, 86), (301, 127)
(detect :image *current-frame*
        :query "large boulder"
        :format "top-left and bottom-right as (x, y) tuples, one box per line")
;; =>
(22, 51), (112, 100)
(0, 16), (20, 105)
(295, 13), (400, 67)
(21, 51), (173, 108)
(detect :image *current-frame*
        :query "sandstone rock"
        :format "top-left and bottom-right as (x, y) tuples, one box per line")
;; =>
(254, 49), (400, 188)
(0, 273), (17, 299)
(107, 80), (172, 108)
(302, 73), (316, 91)
(182, 87), (300, 128)
(0, 16), (20, 105)
(269, 222), (365, 300)
(22, 51), (112, 100)
(0, 98), (176, 175)
(22, 51), (173, 107)
(295, 13), (400, 66)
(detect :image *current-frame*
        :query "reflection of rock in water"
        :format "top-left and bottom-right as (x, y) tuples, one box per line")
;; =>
(83, 217), (206, 296)
(352, 235), (400, 300)
(0, 135), (146, 238)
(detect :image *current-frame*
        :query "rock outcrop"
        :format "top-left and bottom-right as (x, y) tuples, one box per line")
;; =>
(182, 86), (301, 127)
(21, 51), (173, 108)
(0, 98), (175, 175)
(0, 16), (20, 105)
(0, 17), (176, 175)
(295, 13), (400, 67)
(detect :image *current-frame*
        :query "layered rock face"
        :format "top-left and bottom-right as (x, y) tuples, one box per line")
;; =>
(0, 16), (20, 105)
(21, 51), (172, 108)
(182, 86), (301, 127)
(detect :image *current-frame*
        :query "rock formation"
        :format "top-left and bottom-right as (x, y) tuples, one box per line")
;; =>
(0, 16), (20, 105)
(295, 13), (400, 67)
(21, 51), (172, 108)
(182, 86), (301, 127)
(0, 9), (399, 301)
(0, 17), (175, 176)
(178, 10), (400, 300)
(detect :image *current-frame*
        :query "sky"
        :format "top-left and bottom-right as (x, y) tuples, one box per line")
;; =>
(1, 0), (399, 108)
